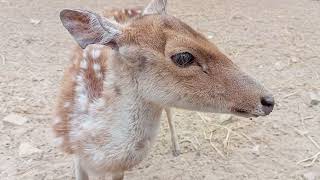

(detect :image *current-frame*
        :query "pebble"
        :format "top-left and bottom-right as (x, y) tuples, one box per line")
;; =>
(30, 18), (41, 25)
(219, 114), (232, 121)
(231, 14), (245, 20)
(291, 56), (299, 63)
(2, 114), (28, 126)
(19, 143), (42, 157)
(219, 114), (234, 125)
(275, 61), (286, 71)
(252, 145), (260, 156)
(309, 91), (320, 106)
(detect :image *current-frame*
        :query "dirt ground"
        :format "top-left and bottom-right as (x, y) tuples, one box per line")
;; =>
(1, 0), (320, 179)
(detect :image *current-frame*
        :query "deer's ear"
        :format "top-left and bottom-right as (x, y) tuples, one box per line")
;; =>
(143, 0), (167, 15)
(60, 9), (122, 49)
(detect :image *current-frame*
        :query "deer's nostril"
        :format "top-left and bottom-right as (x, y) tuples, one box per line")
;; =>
(261, 96), (275, 107)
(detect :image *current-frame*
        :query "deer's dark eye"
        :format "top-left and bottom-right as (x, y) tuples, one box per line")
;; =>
(171, 52), (195, 67)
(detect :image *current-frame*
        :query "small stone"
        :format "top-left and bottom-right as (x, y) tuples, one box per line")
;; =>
(252, 145), (260, 156)
(219, 114), (233, 124)
(291, 56), (299, 63)
(309, 91), (320, 106)
(30, 18), (41, 25)
(19, 143), (42, 157)
(2, 114), (28, 126)
(275, 61), (286, 71)
(231, 15), (245, 20)
(207, 35), (213, 39)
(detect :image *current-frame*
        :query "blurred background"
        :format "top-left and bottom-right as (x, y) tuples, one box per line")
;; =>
(0, 0), (320, 179)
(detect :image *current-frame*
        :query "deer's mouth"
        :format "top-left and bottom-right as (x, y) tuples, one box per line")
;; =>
(232, 108), (260, 118)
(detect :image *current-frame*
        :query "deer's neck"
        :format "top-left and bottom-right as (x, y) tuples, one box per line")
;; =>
(115, 94), (162, 143)
(105, 52), (163, 144)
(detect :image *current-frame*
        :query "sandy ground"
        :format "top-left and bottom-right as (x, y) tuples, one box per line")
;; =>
(1, 0), (320, 179)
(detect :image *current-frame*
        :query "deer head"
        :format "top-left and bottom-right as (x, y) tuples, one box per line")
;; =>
(60, 0), (274, 117)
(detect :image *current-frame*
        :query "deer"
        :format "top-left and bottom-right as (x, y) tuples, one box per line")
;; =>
(53, 0), (275, 179)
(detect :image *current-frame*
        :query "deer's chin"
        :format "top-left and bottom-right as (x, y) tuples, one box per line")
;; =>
(231, 108), (266, 118)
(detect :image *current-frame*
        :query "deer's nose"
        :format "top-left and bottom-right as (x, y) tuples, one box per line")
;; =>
(260, 95), (274, 115)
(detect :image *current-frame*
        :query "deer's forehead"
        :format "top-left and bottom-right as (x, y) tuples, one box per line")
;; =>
(128, 15), (204, 37)
(122, 15), (215, 53)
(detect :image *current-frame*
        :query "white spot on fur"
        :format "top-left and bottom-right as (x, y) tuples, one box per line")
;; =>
(53, 116), (61, 124)
(91, 49), (101, 60)
(95, 98), (105, 108)
(75, 85), (85, 94)
(93, 63), (101, 73)
(80, 59), (88, 69)
(69, 128), (82, 140)
(74, 73), (88, 112)
(82, 50), (88, 59)
(53, 136), (64, 146)
(121, 9), (126, 14)
(128, 10), (132, 15)
(76, 75), (83, 83)
(80, 118), (96, 130)
(91, 98), (105, 111)
(77, 94), (88, 112)
(64, 102), (71, 108)
(92, 149), (105, 162)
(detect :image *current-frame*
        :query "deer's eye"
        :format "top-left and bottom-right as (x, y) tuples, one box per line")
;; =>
(171, 52), (195, 67)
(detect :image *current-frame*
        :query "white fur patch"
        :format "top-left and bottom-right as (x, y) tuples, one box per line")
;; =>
(76, 75), (83, 83)
(77, 94), (88, 112)
(93, 63), (101, 73)
(95, 98), (105, 108)
(75, 85), (85, 94)
(64, 102), (71, 108)
(83, 50), (88, 59)
(128, 10), (132, 15)
(75, 73), (88, 112)
(91, 49), (101, 60)
(53, 116), (61, 124)
(80, 59), (88, 69)
(81, 119), (94, 129)
(92, 149), (105, 162)
(53, 136), (64, 146)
